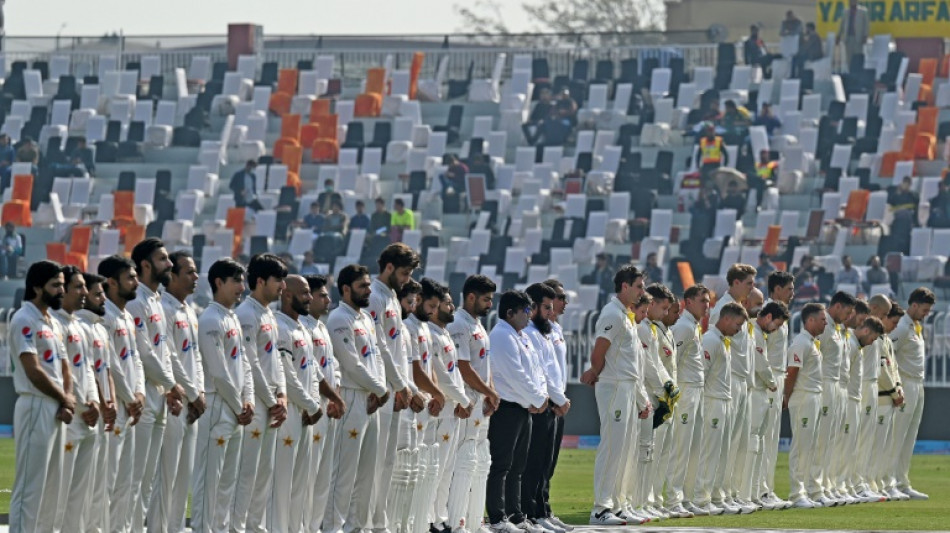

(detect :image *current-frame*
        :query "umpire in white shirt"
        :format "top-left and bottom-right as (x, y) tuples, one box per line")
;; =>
(487, 290), (549, 533)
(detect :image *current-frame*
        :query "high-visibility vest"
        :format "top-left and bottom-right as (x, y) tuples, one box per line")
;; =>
(756, 161), (777, 179)
(700, 137), (723, 164)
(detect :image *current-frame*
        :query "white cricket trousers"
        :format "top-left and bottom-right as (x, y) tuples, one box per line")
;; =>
(432, 414), (462, 525)
(371, 404), (403, 530)
(892, 377), (924, 490)
(633, 415), (655, 509)
(89, 419), (111, 533)
(592, 380), (640, 513)
(58, 418), (99, 533)
(724, 376), (750, 501)
(787, 390), (821, 502)
(761, 372), (785, 497)
(148, 407), (197, 533)
(692, 396), (730, 506)
(448, 401), (491, 531)
(108, 407), (135, 533)
(191, 393), (243, 533)
(232, 396), (277, 533)
(10, 395), (64, 533)
(651, 418), (673, 506)
(132, 384), (168, 532)
(855, 380), (879, 493)
(268, 404), (314, 533)
(665, 383), (702, 506)
(814, 379), (843, 495)
(836, 397), (861, 493)
(306, 410), (333, 533)
(745, 386), (772, 501)
(872, 402), (897, 491)
(324, 388), (380, 532)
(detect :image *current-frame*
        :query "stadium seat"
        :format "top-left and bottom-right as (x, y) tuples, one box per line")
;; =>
(354, 93), (381, 118)
(281, 114), (302, 141)
(268, 92), (292, 116)
(276, 68), (298, 95)
(309, 99), (331, 120)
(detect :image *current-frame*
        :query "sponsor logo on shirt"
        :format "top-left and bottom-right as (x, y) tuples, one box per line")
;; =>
(354, 328), (368, 336)
(37, 330), (55, 339)
(478, 347), (487, 359)
(182, 339), (191, 352)
(152, 333), (162, 346)
(260, 323), (274, 332)
(320, 356), (328, 367)
(175, 320), (188, 329)
(370, 311), (378, 322)
(265, 341), (274, 354)
(314, 338), (327, 347)
(149, 313), (161, 324)
(294, 339), (307, 348)
(94, 358), (104, 372)
(116, 328), (128, 338)
(72, 353), (82, 367)
(93, 339), (104, 349)
(21, 327), (32, 339)
(225, 329), (240, 339)
(385, 309), (397, 318)
(444, 344), (452, 353)
(473, 332), (485, 340)
(43, 349), (55, 363)
(230, 346), (239, 359)
(447, 361), (455, 372)
(422, 351), (429, 363)
(361, 344), (371, 357)
(119, 346), (130, 360)
(67, 333), (82, 344)
(389, 327), (399, 340)
(300, 356), (308, 370)
(134, 317), (144, 329)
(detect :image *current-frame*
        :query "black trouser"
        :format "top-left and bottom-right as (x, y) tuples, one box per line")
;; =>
(542, 415), (565, 517)
(522, 409), (557, 519)
(487, 400), (532, 525)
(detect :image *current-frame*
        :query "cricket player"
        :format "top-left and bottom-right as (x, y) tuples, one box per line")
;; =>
(854, 294), (892, 502)
(325, 264), (390, 533)
(814, 291), (856, 506)
(670, 284), (710, 518)
(709, 264), (757, 515)
(233, 253), (289, 533)
(582, 265), (650, 527)
(691, 301), (747, 515)
(368, 244), (424, 533)
(744, 295), (788, 510)
(487, 290), (549, 533)
(76, 272), (118, 533)
(873, 303), (906, 501)
(522, 283), (571, 532)
(889, 288), (935, 500)
(51, 266), (100, 533)
(301, 274), (345, 533)
(784, 303), (827, 508)
(99, 255), (146, 533)
(446, 274), (500, 533)
(759, 271), (795, 508)
(424, 277), (475, 532)
(150, 250), (207, 533)
(652, 294), (681, 517)
(192, 258), (255, 533)
(8, 261), (71, 533)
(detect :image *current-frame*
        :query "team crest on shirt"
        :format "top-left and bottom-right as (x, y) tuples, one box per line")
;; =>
(641, 342), (648, 349)
(802, 417), (809, 428)
(793, 353), (801, 363)
(822, 406), (828, 416)
(21, 327), (32, 339)
(866, 406), (872, 415)
(711, 418), (719, 429)
(704, 351), (710, 360)
(878, 415), (885, 425)
(663, 347), (672, 357)
(756, 347), (764, 354)
(43, 349), (55, 363)
(614, 409), (622, 421)
(681, 413), (689, 424)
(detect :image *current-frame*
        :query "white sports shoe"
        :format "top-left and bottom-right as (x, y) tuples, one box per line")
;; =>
(814, 495), (835, 507)
(717, 500), (741, 514)
(791, 498), (816, 509)
(535, 518), (564, 533)
(901, 487), (929, 500)
(489, 521), (523, 533)
(857, 490), (885, 503)
(666, 503), (694, 518)
(547, 516), (573, 532)
(513, 520), (549, 533)
(587, 510), (626, 526)
(683, 502), (708, 516)
(887, 487), (909, 501)
(699, 502), (725, 516)
(639, 506), (665, 521)
(616, 508), (650, 525)
(736, 499), (758, 514)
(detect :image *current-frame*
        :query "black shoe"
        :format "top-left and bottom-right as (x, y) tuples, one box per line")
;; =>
(430, 524), (442, 533)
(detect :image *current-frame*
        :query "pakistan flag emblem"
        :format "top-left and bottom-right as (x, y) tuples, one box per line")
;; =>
(802, 417), (809, 428)
(681, 413), (689, 424)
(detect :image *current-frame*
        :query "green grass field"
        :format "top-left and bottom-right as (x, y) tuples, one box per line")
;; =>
(550, 449), (950, 530)
(0, 439), (945, 529)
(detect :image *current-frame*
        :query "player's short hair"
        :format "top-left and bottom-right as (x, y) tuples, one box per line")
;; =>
(377, 242), (420, 273)
(304, 274), (329, 293)
(397, 278), (422, 300)
(853, 299), (870, 316)
(635, 294), (653, 308)
(98, 254), (135, 282)
(887, 303), (905, 319)
(525, 282), (556, 306)
(462, 274), (496, 299)
(801, 302), (826, 323)
(498, 290), (532, 320)
(683, 284), (710, 301)
(613, 264), (644, 293)
(760, 300), (790, 321)
(420, 277), (449, 303)
(168, 250), (194, 276)
(207, 258), (245, 294)
(60, 265), (83, 287)
(247, 253), (288, 291)
(541, 278), (564, 292)
(130, 237), (166, 273)
(908, 287), (936, 306)
(336, 264), (369, 298)
(25, 260), (62, 300)
(862, 316), (885, 335)
(726, 264), (757, 286)
(645, 283), (675, 302)
(719, 301), (748, 320)
(830, 290), (857, 308)
(767, 271), (795, 295)
(82, 272), (105, 288)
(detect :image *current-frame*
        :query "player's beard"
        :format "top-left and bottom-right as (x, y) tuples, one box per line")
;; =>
(151, 260), (172, 286)
(438, 308), (454, 324)
(120, 285), (137, 301)
(531, 313), (552, 335)
(291, 295), (310, 316)
(414, 308), (430, 322)
(354, 292), (370, 308)
(43, 288), (64, 310)
(85, 300), (106, 317)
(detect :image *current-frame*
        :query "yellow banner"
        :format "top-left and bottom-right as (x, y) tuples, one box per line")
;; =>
(816, 1), (950, 38)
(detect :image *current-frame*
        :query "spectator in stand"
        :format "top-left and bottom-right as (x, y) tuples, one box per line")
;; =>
(865, 255), (889, 293)
(390, 198), (415, 242)
(836, 0), (870, 71)
(581, 252), (614, 308)
(443, 154), (468, 194)
(535, 103), (577, 147)
(0, 221), (22, 279)
(720, 180), (747, 219)
(794, 271), (821, 304)
(836, 255), (862, 289)
(317, 178), (343, 213)
(71, 136), (96, 175)
(371, 197), (391, 235)
(229, 159), (265, 211)
(323, 200), (348, 235)
(927, 181), (950, 228)
(780, 10), (803, 36)
(300, 202), (324, 234)
(695, 122), (728, 184)
(752, 103), (783, 138)
(645, 252), (664, 283)
(793, 254), (826, 280)
(0, 134), (13, 189)
(793, 22), (824, 77)
(721, 99), (752, 143)
(300, 251), (325, 275)
(50, 155), (87, 178)
(744, 24), (781, 77)
(748, 148), (777, 208)
(888, 176), (919, 220)
(522, 87), (556, 145)
(701, 92), (722, 122)
(349, 200), (370, 231)
(756, 253), (776, 284)
(467, 152), (496, 190)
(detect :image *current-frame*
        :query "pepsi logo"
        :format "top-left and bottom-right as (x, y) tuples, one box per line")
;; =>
(94, 358), (104, 372)
(152, 333), (162, 346)
(21, 327), (32, 339)
(447, 361), (456, 372)
(265, 341), (274, 354)
(72, 353), (82, 367)
(119, 347), (130, 360)
(182, 339), (191, 352)
(134, 317), (144, 329)
(422, 351), (429, 362)
(230, 346), (239, 359)
(300, 356), (308, 370)
(370, 311), (378, 322)
(478, 347), (487, 359)
(43, 349), (55, 363)
(320, 356), (328, 367)
(360, 344), (370, 357)
(388, 327), (399, 340)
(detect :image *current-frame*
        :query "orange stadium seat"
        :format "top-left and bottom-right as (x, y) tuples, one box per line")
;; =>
(226, 207), (246, 257)
(312, 139), (339, 164)
(113, 190), (136, 232)
(365, 68), (386, 95)
(312, 114), (338, 141)
(918, 107), (938, 136)
(763, 225), (781, 256)
(268, 91), (292, 116)
(409, 52), (424, 100)
(878, 151), (902, 178)
(124, 225), (146, 256)
(281, 114), (302, 140)
(273, 137), (300, 161)
(287, 171), (302, 197)
(276, 68), (298, 95)
(282, 144), (302, 176)
(919, 58), (937, 87)
(677, 261), (695, 290)
(914, 132), (936, 160)
(1, 174), (34, 227)
(46, 242), (66, 263)
(300, 123), (322, 151)
(941, 54), (950, 78)
(843, 190), (870, 223)
(65, 225), (92, 271)
(354, 93), (381, 118)
(900, 124), (918, 158)
(309, 99), (331, 120)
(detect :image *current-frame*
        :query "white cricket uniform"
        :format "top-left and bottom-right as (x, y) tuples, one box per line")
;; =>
(446, 308), (493, 531)
(270, 311), (324, 533)
(404, 314), (439, 533)
(368, 278), (414, 532)
(302, 313), (340, 533)
(545, 319), (569, 517)
(51, 309), (99, 533)
(889, 314), (926, 491)
(816, 313), (846, 495)
(786, 331), (823, 502)
(667, 312), (704, 506)
(652, 320), (677, 507)
(325, 302), (388, 532)
(746, 321), (776, 502)
(429, 320), (472, 526)
(233, 296), (285, 533)
(591, 297), (649, 513)
(692, 326), (732, 506)
(102, 298), (145, 533)
(149, 292), (203, 533)
(8, 302), (68, 533)
(76, 309), (112, 533)
(634, 319), (672, 509)
(761, 299), (789, 499)
(872, 336), (901, 492)
(192, 302), (254, 533)
(838, 331), (863, 494)
(710, 293), (751, 503)
(855, 336), (882, 493)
